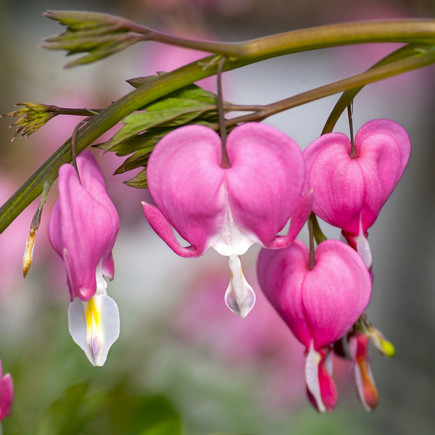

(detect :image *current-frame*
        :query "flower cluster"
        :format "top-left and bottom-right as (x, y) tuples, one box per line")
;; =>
(43, 118), (409, 413)
(141, 119), (410, 411)
(257, 119), (410, 411)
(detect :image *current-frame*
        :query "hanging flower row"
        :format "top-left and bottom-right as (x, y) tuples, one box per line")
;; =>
(45, 117), (409, 412)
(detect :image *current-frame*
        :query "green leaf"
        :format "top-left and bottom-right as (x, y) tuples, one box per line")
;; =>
(107, 105), (216, 150)
(36, 381), (93, 435)
(42, 10), (145, 67)
(124, 169), (148, 189)
(139, 419), (182, 435)
(44, 10), (128, 31)
(96, 128), (171, 156)
(114, 148), (152, 174)
(137, 79), (218, 106)
(126, 73), (167, 89)
(106, 81), (218, 149)
(64, 37), (142, 68)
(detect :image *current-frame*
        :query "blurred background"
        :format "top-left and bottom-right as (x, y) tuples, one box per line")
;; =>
(0, 0), (434, 434)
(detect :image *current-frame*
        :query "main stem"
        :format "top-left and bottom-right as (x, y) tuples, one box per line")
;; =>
(0, 19), (435, 233)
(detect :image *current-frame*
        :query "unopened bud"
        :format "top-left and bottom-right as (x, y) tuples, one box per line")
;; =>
(367, 327), (396, 358)
(22, 182), (51, 277)
(23, 227), (37, 278)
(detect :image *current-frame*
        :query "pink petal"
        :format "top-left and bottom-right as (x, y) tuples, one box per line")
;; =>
(76, 151), (120, 279)
(303, 133), (365, 235)
(303, 240), (371, 348)
(145, 125), (226, 255)
(355, 119), (410, 231)
(48, 152), (119, 301)
(304, 120), (410, 235)
(266, 190), (312, 249)
(257, 241), (312, 347)
(257, 240), (371, 349)
(226, 123), (306, 246)
(144, 123), (308, 256)
(142, 202), (202, 257)
(305, 345), (337, 412)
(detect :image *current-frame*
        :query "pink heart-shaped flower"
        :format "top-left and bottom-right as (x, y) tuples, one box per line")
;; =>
(303, 119), (410, 237)
(257, 239), (371, 349)
(143, 122), (309, 257)
(143, 122), (312, 317)
(257, 239), (371, 411)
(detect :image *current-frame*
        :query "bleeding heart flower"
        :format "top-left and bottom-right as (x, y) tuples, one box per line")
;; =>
(257, 239), (372, 411)
(143, 122), (311, 318)
(0, 359), (13, 421)
(303, 119), (410, 268)
(48, 150), (120, 366)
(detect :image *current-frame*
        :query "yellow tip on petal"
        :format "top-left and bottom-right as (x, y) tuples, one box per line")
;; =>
(380, 339), (396, 358)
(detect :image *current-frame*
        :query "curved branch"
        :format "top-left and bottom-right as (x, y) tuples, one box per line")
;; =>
(1, 18), (435, 233)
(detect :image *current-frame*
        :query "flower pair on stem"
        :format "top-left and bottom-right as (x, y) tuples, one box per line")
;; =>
(257, 118), (410, 411)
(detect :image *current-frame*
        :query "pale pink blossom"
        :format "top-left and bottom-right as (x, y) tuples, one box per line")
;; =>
(48, 150), (120, 366)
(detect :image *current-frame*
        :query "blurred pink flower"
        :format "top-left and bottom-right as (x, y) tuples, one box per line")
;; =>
(0, 359), (13, 421)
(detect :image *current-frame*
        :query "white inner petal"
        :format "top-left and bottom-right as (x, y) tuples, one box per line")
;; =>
(356, 230), (372, 269)
(305, 343), (326, 413)
(68, 262), (120, 366)
(209, 188), (258, 257)
(225, 255), (256, 318)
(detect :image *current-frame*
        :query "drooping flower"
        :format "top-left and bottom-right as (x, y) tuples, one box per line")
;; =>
(48, 150), (120, 366)
(257, 239), (372, 411)
(143, 122), (311, 318)
(303, 119), (411, 268)
(0, 359), (13, 421)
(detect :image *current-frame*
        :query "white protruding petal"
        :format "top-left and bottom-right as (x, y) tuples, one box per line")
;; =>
(356, 231), (372, 270)
(225, 255), (256, 318)
(68, 289), (120, 367)
(305, 343), (326, 413)
(211, 194), (257, 257)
